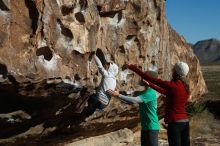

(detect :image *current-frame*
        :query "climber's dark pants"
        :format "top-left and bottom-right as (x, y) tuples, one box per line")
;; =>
(141, 130), (159, 146)
(83, 94), (105, 116)
(167, 121), (190, 146)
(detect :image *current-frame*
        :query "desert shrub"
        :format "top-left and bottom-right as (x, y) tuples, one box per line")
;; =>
(186, 101), (206, 116)
(190, 110), (220, 139)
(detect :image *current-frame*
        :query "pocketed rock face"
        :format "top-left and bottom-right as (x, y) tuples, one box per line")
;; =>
(0, 0), (207, 142)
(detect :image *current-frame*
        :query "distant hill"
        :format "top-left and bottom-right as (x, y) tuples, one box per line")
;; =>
(192, 38), (220, 64)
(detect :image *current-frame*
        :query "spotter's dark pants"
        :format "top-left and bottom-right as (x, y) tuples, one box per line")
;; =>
(167, 122), (190, 146)
(141, 130), (159, 146)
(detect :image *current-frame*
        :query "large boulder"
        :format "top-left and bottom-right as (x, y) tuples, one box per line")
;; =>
(0, 0), (207, 142)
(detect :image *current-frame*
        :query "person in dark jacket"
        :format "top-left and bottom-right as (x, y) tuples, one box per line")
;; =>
(126, 61), (190, 146)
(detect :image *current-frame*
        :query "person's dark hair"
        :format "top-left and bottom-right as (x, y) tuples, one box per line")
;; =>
(172, 68), (190, 93)
(145, 70), (158, 78)
(140, 70), (158, 87)
(179, 76), (190, 93)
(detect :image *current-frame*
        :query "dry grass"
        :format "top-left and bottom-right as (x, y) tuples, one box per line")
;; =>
(189, 64), (220, 145)
(201, 64), (220, 100)
(190, 110), (220, 140)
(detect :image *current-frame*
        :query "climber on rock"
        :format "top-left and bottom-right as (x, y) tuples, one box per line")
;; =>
(84, 49), (118, 116)
(107, 70), (166, 146)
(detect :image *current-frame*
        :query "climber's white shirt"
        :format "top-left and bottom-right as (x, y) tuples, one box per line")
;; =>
(94, 55), (118, 92)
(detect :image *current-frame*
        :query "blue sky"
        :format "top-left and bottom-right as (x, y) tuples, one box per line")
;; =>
(166, 0), (220, 44)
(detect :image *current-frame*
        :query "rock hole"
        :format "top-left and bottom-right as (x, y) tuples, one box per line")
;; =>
(93, 77), (98, 83)
(99, 10), (121, 18)
(119, 46), (125, 54)
(139, 55), (145, 60)
(24, 0), (39, 34)
(74, 74), (81, 81)
(126, 35), (135, 40)
(153, 0), (158, 8)
(97, 5), (102, 12)
(36, 46), (53, 61)
(0, 0), (9, 11)
(131, 3), (141, 13)
(61, 5), (73, 16)
(65, 76), (71, 80)
(100, 27), (103, 32)
(146, 20), (152, 27)
(55, 77), (62, 80)
(7, 74), (19, 85)
(110, 54), (114, 62)
(133, 21), (137, 26)
(72, 50), (81, 55)
(121, 64), (127, 71)
(57, 19), (73, 41)
(72, 50), (84, 57)
(79, 0), (88, 10)
(0, 63), (8, 78)
(75, 12), (85, 24)
(134, 38), (141, 48)
(157, 10), (161, 21)
(82, 77), (89, 81)
(118, 11), (122, 23)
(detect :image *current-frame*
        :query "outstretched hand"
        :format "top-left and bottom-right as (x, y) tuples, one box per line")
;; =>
(88, 51), (96, 61)
(158, 67), (163, 74)
(91, 51), (96, 56)
(107, 89), (120, 97)
(142, 79), (149, 86)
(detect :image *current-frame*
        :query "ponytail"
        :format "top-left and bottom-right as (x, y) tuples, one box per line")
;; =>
(180, 77), (190, 93)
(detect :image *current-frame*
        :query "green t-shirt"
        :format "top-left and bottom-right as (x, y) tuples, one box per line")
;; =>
(138, 88), (160, 130)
